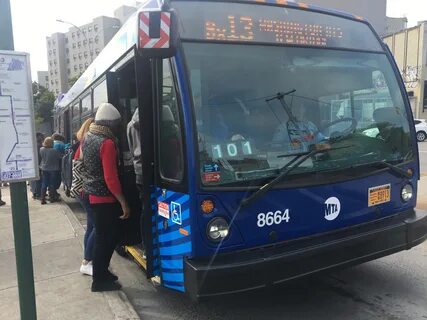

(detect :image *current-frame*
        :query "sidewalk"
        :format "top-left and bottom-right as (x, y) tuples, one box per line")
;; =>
(0, 186), (139, 320)
(417, 176), (427, 210)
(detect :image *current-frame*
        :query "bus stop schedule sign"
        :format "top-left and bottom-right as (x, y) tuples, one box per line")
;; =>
(0, 51), (38, 182)
(173, 1), (383, 51)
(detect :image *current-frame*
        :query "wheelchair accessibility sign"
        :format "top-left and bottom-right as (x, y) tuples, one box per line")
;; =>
(170, 202), (182, 225)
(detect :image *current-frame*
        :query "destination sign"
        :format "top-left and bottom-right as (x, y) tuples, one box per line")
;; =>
(172, 2), (383, 51)
(205, 15), (343, 47)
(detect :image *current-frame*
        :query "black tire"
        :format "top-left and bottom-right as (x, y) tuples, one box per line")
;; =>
(417, 131), (426, 142)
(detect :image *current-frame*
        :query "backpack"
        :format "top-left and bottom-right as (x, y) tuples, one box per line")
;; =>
(61, 147), (74, 197)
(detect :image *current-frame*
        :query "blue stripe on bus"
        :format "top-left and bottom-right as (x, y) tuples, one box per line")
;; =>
(160, 237), (191, 248)
(157, 220), (190, 234)
(162, 272), (184, 283)
(159, 227), (191, 243)
(163, 283), (185, 292)
(160, 242), (191, 256)
(159, 253), (190, 260)
(161, 258), (183, 270)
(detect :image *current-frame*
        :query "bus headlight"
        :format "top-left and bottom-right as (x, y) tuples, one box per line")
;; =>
(207, 218), (229, 241)
(401, 184), (413, 202)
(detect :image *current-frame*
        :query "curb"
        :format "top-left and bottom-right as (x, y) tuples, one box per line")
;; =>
(59, 199), (141, 320)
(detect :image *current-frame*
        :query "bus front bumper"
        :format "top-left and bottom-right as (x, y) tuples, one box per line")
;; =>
(184, 209), (427, 300)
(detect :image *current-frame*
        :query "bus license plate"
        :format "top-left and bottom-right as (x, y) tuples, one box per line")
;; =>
(368, 184), (391, 207)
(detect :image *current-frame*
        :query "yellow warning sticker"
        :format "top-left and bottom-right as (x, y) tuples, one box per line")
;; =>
(368, 184), (391, 207)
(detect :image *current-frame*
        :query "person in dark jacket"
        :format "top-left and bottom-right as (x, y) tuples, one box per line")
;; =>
(82, 103), (130, 292)
(40, 137), (62, 204)
(31, 132), (45, 199)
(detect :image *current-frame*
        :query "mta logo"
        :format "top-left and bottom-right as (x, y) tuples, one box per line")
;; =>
(324, 197), (341, 221)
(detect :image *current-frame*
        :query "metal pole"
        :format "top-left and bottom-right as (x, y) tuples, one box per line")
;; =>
(10, 183), (37, 320)
(0, 0), (38, 319)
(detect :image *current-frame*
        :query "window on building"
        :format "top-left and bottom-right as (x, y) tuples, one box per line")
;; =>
(78, 53), (82, 59)
(67, 68), (71, 75)
(48, 40), (51, 47)
(51, 80), (54, 85)
(88, 26), (92, 32)
(95, 48), (100, 55)
(85, 62), (89, 68)
(78, 41), (81, 47)
(159, 59), (184, 181)
(54, 60), (57, 65)
(83, 39), (87, 46)
(48, 50), (52, 55)
(56, 89), (59, 94)
(50, 70), (53, 76)
(54, 69), (57, 75)
(74, 65), (78, 71)
(66, 48), (69, 54)
(94, 24), (99, 31)
(53, 49), (56, 54)
(45, 76), (48, 81)
(94, 36), (99, 44)
(84, 51), (88, 57)
(65, 38), (69, 44)
(77, 31), (80, 37)
(72, 43), (76, 49)
(89, 38), (93, 44)
(79, 64), (83, 70)
(90, 51), (94, 56)
(52, 40), (56, 45)
(55, 79), (58, 84)
(72, 32), (75, 38)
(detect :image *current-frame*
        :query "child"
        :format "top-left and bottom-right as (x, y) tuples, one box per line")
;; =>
(40, 137), (62, 204)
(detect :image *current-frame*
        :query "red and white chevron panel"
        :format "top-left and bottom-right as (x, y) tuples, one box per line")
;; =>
(139, 12), (171, 49)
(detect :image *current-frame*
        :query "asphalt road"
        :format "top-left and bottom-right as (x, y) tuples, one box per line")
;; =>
(114, 142), (427, 320)
(67, 143), (427, 320)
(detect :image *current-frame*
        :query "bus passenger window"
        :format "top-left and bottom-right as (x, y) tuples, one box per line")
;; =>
(159, 60), (184, 181)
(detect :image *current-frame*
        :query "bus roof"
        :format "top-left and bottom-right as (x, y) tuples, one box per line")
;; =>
(57, 0), (372, 110)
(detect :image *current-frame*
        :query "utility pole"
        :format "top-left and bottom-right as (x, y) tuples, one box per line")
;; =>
(0, 0), (38, 319)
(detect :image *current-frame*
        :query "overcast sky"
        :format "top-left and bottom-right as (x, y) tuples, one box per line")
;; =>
(8, 0), (427, 80)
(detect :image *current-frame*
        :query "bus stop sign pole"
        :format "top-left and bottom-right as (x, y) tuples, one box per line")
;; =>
(0, 0), (38, 319)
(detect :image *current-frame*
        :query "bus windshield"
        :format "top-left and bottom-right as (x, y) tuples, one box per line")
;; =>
(183, 42), (413, 186)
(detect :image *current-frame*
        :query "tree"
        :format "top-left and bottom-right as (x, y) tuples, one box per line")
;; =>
(68, 75), (80, 88)
(32, 82), (55, 125)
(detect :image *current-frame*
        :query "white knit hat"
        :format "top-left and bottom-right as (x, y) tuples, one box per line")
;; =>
(95, 103), (121, 127)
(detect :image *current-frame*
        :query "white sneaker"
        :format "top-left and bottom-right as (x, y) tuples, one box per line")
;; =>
(80, 262), (93, 276)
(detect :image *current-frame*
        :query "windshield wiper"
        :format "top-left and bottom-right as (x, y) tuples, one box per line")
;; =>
(240, 145), (353, 207)
(353, 160), (412, 179)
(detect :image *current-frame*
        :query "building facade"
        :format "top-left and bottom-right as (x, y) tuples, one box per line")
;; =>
(306, 0), (387, 35)
(37, 71), (49, 90)
(385, 17), (408, 35)
(46, 16), (121, 95)
(114, 4), (139, 25)
(383, 24), (427, 119)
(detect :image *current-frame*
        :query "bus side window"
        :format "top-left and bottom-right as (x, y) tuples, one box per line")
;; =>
(159, 60), (184, 182)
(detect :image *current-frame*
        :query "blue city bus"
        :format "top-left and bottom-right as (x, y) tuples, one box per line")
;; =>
(55, 0), (427, 300)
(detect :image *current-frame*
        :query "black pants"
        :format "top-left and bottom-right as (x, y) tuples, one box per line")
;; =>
(91, 202), (121, 282)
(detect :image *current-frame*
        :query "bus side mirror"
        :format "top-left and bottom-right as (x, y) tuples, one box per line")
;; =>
(137, 10), (178, 58)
